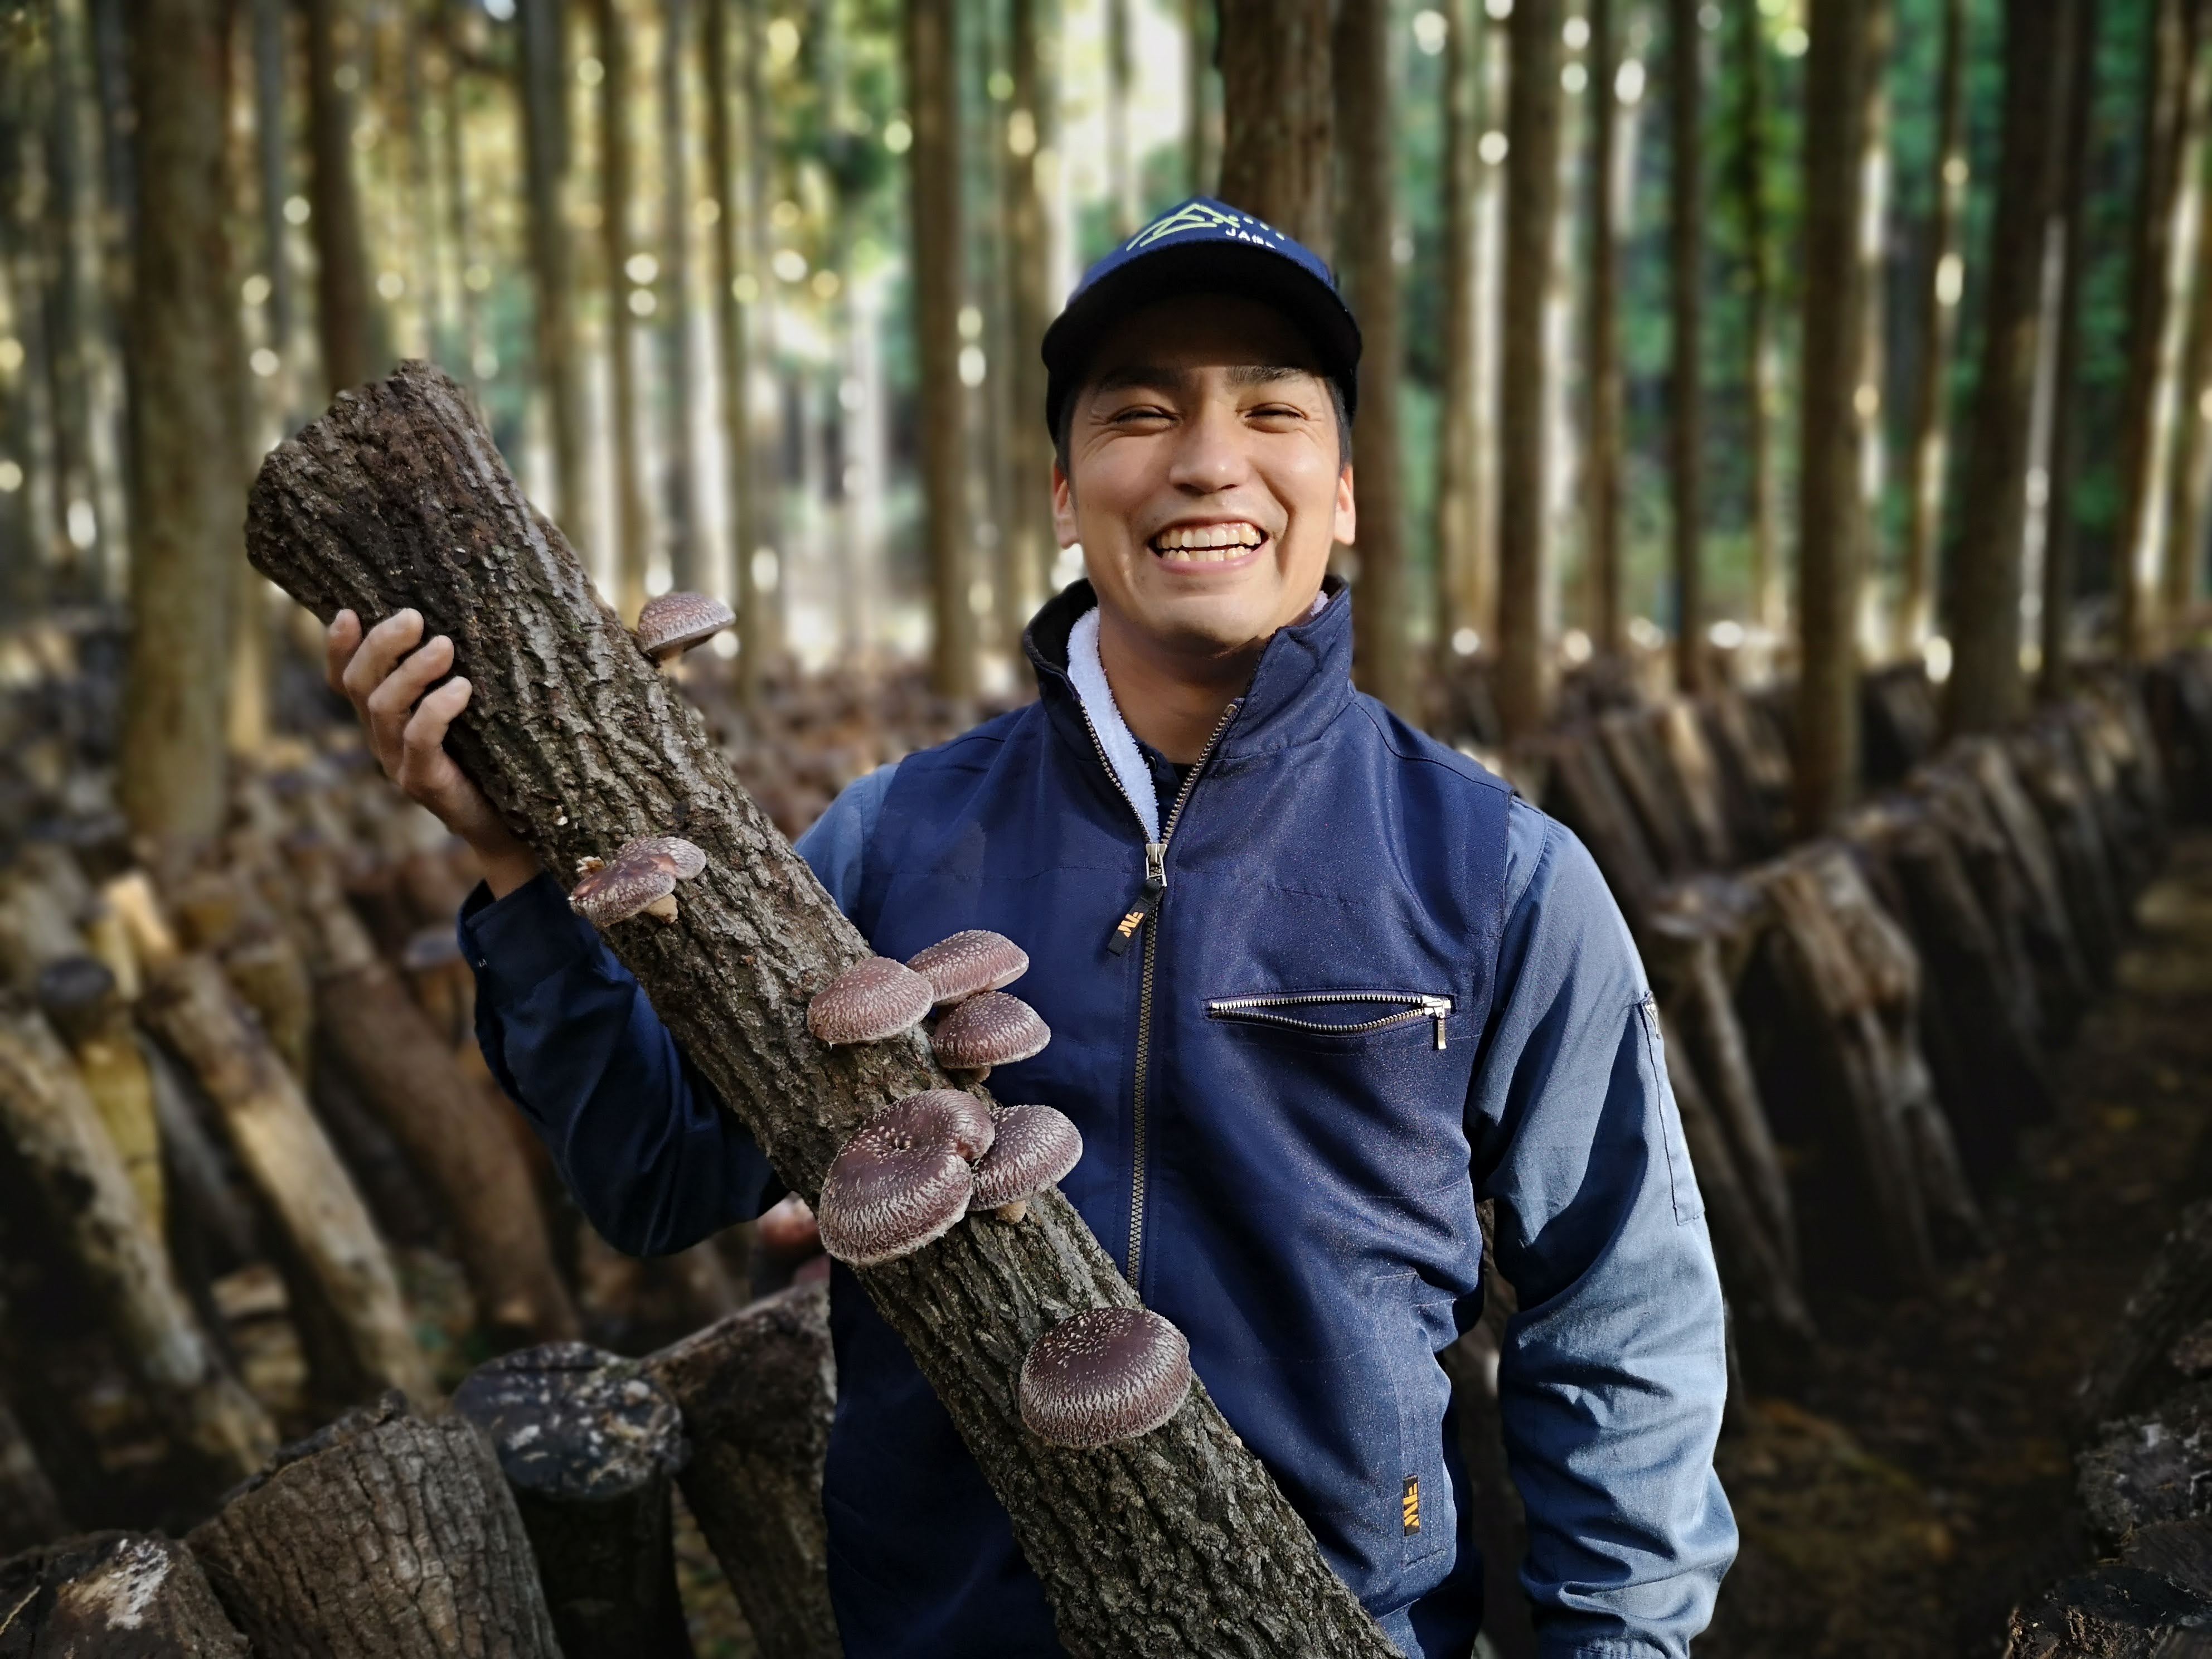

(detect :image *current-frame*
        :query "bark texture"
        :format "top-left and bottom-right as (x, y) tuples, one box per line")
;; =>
(1215, 0), (1336, 255)
(0, 1532), (248, 1657)
(242, 362), (1404, 1657)
(304, 0), (373, 395)
(644, 1283), (837, 1659)
(453, 1343), (693, 1659)
(188, 1396), (562, 1658)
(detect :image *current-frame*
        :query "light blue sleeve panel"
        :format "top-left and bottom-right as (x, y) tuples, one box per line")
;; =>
(794, 761), (900, 920)
(1471, 800), (1737, 1659)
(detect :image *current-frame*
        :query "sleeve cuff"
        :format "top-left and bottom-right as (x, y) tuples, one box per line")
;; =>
(458, 871), (601, 1003)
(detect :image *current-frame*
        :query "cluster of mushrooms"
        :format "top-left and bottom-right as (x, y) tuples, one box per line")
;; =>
(806, 934), (1193, 1449)
(569, 834), (709, 927)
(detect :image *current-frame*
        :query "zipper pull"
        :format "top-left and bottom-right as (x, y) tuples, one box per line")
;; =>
(1425, 997), (1451, 1051)
(1107, 843), (1169, 957)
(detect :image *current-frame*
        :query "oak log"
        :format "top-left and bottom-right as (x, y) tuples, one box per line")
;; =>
(242, 361), (1403, 1657)
(0, 1532), (249, 1657)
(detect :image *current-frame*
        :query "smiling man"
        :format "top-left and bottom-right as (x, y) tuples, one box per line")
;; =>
(327, 199), (1735, 1658)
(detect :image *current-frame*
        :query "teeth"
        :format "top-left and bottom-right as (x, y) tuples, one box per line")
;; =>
(1151, 522), (1265, 560)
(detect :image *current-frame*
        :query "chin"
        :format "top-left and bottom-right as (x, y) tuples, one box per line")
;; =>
(1130, 591), (1286, 655)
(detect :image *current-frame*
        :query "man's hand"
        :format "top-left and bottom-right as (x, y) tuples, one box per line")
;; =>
(326, 608), (541, 899)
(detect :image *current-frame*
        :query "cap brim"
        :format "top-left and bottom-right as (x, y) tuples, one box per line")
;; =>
(1040, 240), (1362, 434)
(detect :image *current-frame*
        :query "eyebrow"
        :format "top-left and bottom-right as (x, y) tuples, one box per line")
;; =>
(1087, 363), (1318, 397)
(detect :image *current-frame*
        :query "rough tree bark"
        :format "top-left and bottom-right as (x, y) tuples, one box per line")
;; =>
(453, 1344), (693, 1659)
(243, 361), (1406, 1657)
(1336, 0), (1411, 714)
(644, 1283), (837, 1659)
(118, 0), (235, 849)
(598, 0), (649, 621)
(2043, 0), (2104, 701)
(303, 0), (373, 394)
(1899, 0), (1968, 656)
(1215, 0), (1336, 255)
(1497, 0), (1563, 741)
(1946, 0), (2073, 737)
(1795, 0), (1874, 832)
(908, 0), (975, 700)
(188, 1396), (562, 1658)
(0, 1532), (248, 1657)
(0, 1005), (273, 1487)
(1585, 0), (1624, 662)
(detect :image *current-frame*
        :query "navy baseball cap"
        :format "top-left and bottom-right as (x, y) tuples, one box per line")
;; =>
(1040, 196), (1362, 438)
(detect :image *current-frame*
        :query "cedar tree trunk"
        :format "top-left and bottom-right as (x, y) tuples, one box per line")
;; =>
(242, 361), (1405, 1658)
(1734, 0), (1782, 635)
(2041, 0), (2102, 698)
(1585, 0), (1623, 661)
(303, 0), (373, 394)
(1008, 0), (1059, 606)
(660, 0), (704, 595)
(705, 0), (764, 701)
(598, 0), (649, 620)
(1215, 0), (1336, 255)
(520, 0), (588, 537)
(1437, 0), (1481, 652)
(1668, 0), (1704, 692)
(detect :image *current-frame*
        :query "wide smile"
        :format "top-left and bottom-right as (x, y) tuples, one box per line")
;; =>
(1146, 520), (1272, 572)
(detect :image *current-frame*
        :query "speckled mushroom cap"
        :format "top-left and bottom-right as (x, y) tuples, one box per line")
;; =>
(932, 991), (1050, 1071)
(877, 1089), (997, 1161)
(1018, 1307), (1192, 1449)
(908, 930), (1030, 1007)
(971, 1104), (1083, 1211)
(816, 1110), (977, 1267)
(635, 590), (736, 658)
(570, 858), (677, 928)
(809, 956), (935, 1045)
(616, 835), (708, 880)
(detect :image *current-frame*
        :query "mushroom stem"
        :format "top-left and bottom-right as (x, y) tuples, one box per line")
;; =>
(644, 894), (680, 924)
(969, 1066), (991, 1084)
(993, 1200), (1029, 1224)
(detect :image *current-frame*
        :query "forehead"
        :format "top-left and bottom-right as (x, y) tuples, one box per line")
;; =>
(1080, 293), (1326, 391)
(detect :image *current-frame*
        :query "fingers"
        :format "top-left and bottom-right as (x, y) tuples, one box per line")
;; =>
(339, 608), (426, 710)
(363, 631), (454, 742)
(397, 676), (474, 798)
(324, 610), (361, 696)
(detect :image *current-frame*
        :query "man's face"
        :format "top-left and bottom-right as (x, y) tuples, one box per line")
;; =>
(1052, 294), (1355, 663)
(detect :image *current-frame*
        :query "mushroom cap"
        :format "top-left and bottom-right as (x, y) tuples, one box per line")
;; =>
(876, 1089), (998, 1161)
(816, 1115), (976, 1267)
(616, 835), (708, 880)
(808, 956), (935, 1045)
(932, 991), (1050, 1071)
(908, 930), (1030, 1007)
(570, 858), (677, 928)
(1018, 1307), (1192, 1448)
(636, 590), (736, 658)
(971, 1104), (1083, 1210)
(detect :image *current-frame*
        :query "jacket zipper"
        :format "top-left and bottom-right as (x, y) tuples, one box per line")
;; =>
(1075, 695), (1241, 1293)
(1206, 991), (1456, 1051)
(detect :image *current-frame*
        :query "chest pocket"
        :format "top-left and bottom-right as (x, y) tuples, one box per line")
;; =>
(1206, 989), (1456, 1051)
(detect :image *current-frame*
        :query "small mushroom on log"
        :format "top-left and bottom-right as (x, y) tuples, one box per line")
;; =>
(634, 591), (736, 664)
(188, 1394), (562, 1659)
(971, 1104), (1083, 1223)
(571, 858), (680, 928)
(0, 1532), (249, 1657)
(1020, 1307), (1193, 1449)
(805, 955), (933, 1045)
(452, 1344), (695, 1659)
(814, 1091), (995, 1267)
(930, 991), (1050, 1081)
(908, 929), (1029, 1007)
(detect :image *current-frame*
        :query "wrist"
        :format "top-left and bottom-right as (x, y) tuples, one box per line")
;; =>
(469, 826), (541, 900)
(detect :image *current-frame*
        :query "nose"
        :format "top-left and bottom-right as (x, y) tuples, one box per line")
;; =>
(1163, 396), (1252, 497)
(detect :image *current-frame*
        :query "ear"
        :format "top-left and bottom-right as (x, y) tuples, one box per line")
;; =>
(1051, 462), (1080, 547)
(1332, 463), (1357, 547)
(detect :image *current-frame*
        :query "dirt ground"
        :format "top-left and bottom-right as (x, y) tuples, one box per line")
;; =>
(1699, 830), (2212, 1657)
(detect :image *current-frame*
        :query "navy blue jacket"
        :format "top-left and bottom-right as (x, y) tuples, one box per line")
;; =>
(460, 583), (1735, 1658)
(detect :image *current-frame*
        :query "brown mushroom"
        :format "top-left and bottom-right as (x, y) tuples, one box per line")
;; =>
(808, 956), (935, 1045)
(616, 835), (708, 881)
(570, 858), (679, 928)
(816, 1115), (973, 1268)
(1018, 1307), (1192, 1448)
(970, 1104), (1082, 1223)
(877, 1088), (997, 1162)
(930, 991), (1049, 1081)
(634, 591), (736, 663)
(908, 930), (1030, 1007)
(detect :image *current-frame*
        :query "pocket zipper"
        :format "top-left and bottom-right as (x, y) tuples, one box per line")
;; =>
(1207, 991), (1457, 1051)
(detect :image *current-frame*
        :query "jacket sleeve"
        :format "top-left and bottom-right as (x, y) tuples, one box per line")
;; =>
(1467, 804), (1737, 1659)
(459, 762), (901, 1257)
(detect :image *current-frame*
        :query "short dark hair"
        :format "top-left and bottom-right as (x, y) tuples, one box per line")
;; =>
(1052, 374), (1355, 481)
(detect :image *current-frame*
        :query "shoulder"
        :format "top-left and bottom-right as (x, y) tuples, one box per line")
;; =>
(889, 702), (1038, 783)
(1347, 691), (1516, 802)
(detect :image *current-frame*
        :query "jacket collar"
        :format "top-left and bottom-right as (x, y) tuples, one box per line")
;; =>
(1022, 574), (1355, 767)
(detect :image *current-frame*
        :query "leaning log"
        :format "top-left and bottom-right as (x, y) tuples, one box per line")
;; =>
(453, 1343), (693, 1659)
(244, 360), (1405, 1656)
(0, 1532), (248, 1657)
(188, 1395), (561, 1658)
(35, 957), (165, 1235)
(644, 1282), (838, 1659)
(2002, 1566), (2212, 1658)
(2079, 1381), (2212, 1548)
(138, 954), (434, 1406)
(0, 1002), (273, 1486)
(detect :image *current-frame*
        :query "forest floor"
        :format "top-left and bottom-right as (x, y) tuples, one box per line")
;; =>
(1701, 828), (2212, 1658)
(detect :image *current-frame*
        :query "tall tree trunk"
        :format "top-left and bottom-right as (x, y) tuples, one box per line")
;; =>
(1946, 0), (2075, 736)
(1468, 4), (1507, 649)
(40, 0), (103, 599)
(1107, 0), (1137, 238)
(910, 0), (975, 698)
(1497, 0), (1562, 741)
(1794, 0), (1874, 832)
(1215, 0), (1335, 256)
(2116, 0), (2210, 659)
(436, 6), (486, 391)
(1585, 0), (1624, 661)
(1735, 0), (1781, 635)
(744, 0), (783, 665)
(1853, 0), (1895, 656)
(2042, 0), (2102, 698)
(1007, 0), (1058, 613)
(520, 0), (588, 538)
(119, 0), (236, 848)
(661, 0), (705, 594)
(1668, 0), (1704, 692)
(2168, 139), (2212, 625)
(245, 361), (1409, 1659)
(1182, 0), (1213, 195)
(598, 0), (649, 620)
(706, 0), (763, 701)
(1337, 0), (1411, 712)
(1899, 0), (1968, 654)
(303, 0), (373, 395)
